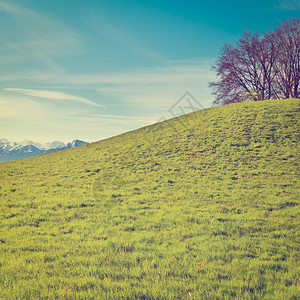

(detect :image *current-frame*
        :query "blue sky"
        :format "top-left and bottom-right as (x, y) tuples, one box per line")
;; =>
(0, 0), (299, 143)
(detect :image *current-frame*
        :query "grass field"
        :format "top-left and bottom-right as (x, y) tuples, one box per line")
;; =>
(0, 99), (299, 299)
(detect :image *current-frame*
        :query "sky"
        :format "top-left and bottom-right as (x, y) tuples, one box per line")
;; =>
(0, 0), (299, 143)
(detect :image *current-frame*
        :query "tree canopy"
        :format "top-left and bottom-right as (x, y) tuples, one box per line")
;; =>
(209, 18), (300, 105)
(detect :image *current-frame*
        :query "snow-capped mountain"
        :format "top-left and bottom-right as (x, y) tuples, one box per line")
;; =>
(0, 138), (88, 162)
(67, 140), (88, 148)
(18, 139), (45, 150)
(18, 140), (66, 150)
(0, 138), (23, 151)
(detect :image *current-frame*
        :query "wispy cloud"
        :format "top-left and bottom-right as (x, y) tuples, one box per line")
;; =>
(77, 59), (215, 111)
(92, 114), (155, 121)
(276, 0), (300, 10)
(0, 0), (33, 16)
(0, 0), (78, 72)
(1, 59), (215, 115)
(0, 94), (105, 143)
(86, 9), (166, 64)
(70, 115), (156, 126)
(56, 59), (214, 85)
(0, 95), (49, 120)
(4, 88), (104, 107)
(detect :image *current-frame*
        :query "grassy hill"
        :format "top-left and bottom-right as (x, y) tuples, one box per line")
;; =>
(0, 99), (299, 299)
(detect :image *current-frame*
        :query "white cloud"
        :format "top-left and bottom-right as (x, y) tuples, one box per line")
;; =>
(91, 60), (216, 111)
(27, 59), (216, 111)
(0, 0), (33, 16)
(276, 0), (300, 10)
(0, 95), (49, 120)
(92, 114), (156, 122)
(4, 88), (104, 107)
(57, 59), (214, 85)
(1, 59), (215, 115)
(69, 115), (156, 127)
(86, 8), (166, 64)
(0, 94), (105, 143)
(0, 0), (79, 72)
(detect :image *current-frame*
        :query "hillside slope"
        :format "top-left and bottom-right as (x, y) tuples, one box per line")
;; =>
(0, 99), (299, 299)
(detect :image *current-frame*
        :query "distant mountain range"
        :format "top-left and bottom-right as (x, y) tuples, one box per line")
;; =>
(0, 138), (88, 162)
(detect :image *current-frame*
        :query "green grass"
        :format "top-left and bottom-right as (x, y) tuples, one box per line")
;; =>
(0, 99), (299, 299)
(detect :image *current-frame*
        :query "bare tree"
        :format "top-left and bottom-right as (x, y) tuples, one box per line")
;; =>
(210, 18), (300, 105)
(209, 42), (250, 105)
(272, 18), (300, 99)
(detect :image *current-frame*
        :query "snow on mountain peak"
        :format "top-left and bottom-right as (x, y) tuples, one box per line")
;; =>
(44, 141), (65, 150)
(19, 140), (45, 150)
